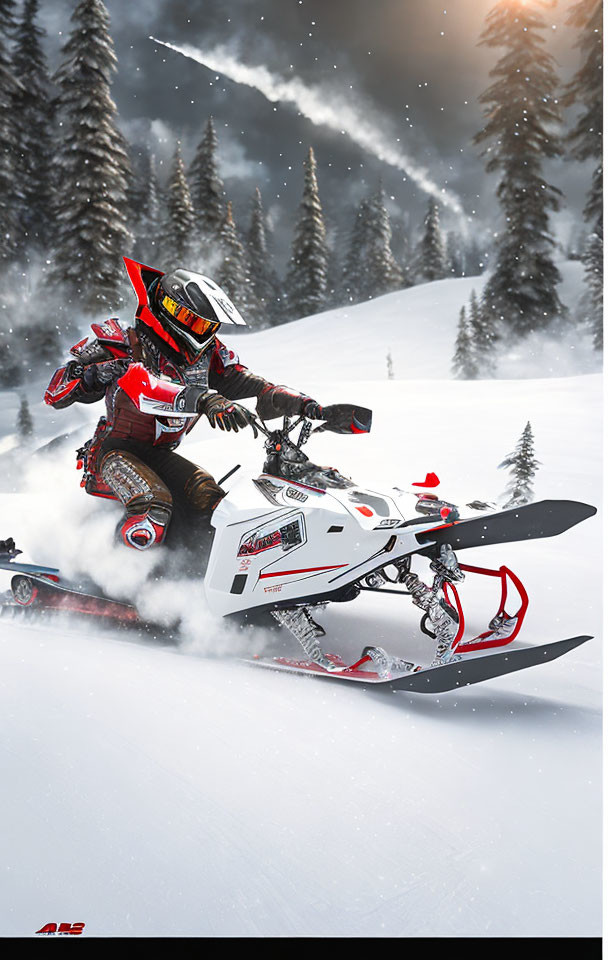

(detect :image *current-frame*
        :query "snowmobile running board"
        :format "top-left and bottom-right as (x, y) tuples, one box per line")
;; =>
(247, 635), (592, 694)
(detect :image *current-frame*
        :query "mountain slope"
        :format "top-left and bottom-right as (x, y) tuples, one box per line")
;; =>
(0, 272), (601, 938)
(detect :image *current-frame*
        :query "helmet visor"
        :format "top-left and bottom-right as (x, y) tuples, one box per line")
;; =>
(161, 293), (221, 339)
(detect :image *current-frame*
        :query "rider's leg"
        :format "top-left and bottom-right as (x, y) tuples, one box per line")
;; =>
(99, 449), (173, 550)
(98, 441), (225, 558)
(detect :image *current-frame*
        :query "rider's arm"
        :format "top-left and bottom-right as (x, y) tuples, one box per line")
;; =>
(209, 340), (320, 420)
(45, 323), (131, 410)
(44, 347), (123, 409)
(116, 363), (198, 415)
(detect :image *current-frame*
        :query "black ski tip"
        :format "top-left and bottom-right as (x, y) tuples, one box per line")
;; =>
(390, 635), (593, 694)
(417, 500), (598, 551)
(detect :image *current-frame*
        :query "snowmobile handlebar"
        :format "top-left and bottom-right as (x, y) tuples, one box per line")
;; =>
(249, 403), (373, 442)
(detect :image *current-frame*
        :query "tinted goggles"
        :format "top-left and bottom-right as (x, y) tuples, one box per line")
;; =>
(161, 294), (220, 338)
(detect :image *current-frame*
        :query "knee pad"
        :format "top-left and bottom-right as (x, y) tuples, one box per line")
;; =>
(100, 450), (173, 510)
(100, 450), (174, 551)
(184, 469), (225, 514)
(119, 505), (171, 550)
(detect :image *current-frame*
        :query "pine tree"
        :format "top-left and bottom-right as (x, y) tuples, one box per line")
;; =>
(386, 349), (394, 380)
(446, 232), (465, 277)
(400, 232), (414, 288)
(464, 236), (487, 277)
(12, 0), (54, 252)
(342, 197), (369, 303)
(580, 231), (603, 350)
(363, 184), (404, 298)
(342, 187), (403, 303)
(415, 198), (447, 282)
(452, 305), (479, 379)
(164, 142), (195, 266)
(564, 1), (603, 350)
(0, 0), (21, 262)
(17, 394), (33, 439)
(564, 0), (602, 230)
(217, 201), (254, 315)
(470, 289), (498, 374)
(475, 0), (565, 337)
(287, 146), (329, 318)
(132, 150), (162, 265)
(190, 116), (226, 243)
(50, 0), (133, 314)
(498, 421), (540, 508)
(246, 186), (281, 324)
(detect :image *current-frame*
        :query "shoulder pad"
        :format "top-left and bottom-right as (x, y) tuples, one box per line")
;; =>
(90, 318), (130, 358)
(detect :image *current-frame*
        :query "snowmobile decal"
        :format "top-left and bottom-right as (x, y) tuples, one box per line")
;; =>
(258, 564), (349, 579)
(285, 487), (307, 502)
(238, 514), (305, 558)
(238, 530), (282, 556)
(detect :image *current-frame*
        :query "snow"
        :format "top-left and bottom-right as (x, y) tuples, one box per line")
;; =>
(0, 272), (601, 937)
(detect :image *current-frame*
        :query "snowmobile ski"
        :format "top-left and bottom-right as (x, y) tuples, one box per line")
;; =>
(247, 635), (592, 694)
(416, 500), (596, 552)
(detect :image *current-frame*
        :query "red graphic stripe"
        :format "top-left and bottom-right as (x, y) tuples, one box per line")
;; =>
(259, 563), (348, 579)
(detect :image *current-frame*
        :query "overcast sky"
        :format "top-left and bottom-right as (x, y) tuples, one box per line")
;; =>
(40, 0), (593, 264)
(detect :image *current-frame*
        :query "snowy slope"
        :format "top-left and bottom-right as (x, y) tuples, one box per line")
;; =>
(0, 272), (602, 937)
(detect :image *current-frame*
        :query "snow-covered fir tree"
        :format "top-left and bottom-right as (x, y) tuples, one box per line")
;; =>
(498, 421), (540, 508)
(17, 394), (33, 439)
(363, 184), (404, 298)
(131, 149), (162, 265)
(164, 143), (195, 267)
(246, 186), (281, 325)
(342, 197), (369, 303)
(564, 0), (602, 230)
(0, 0), (21, 263)
(389, 217), (414, 288)
(386, 349), (394, 380)
(217, 201), (254, 316)
(464, 236), (487, 277)
(475, 0), (565, 337)
(287, 146), (329, 319)
(452, 306), (479, 380)
(580, 231), (603, 350)
(190, 116), (226, 245)
(12, 0), (54, 252)
(469, 288), (498, 374)
(50, 0), (133, 314)
(564, 0), (603, 349)
(415, 198), (447, 283)
(342, 186), (403, 302)
(400, 232), (414, 288)
(446, 232), (465, 278)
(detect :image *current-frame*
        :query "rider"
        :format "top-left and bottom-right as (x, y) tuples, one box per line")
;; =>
(45, 257), (324, 554)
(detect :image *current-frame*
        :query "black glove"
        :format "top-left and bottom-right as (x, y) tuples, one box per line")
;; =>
(199, 393), (258, 436)
(256, 385), (323, 421)
(82, 359), (129, 391)
(302, 399), (324, 420)
(65, 359), (84, 381)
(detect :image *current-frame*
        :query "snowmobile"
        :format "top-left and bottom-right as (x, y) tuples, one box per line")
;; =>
(0, 403), (596, 694)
